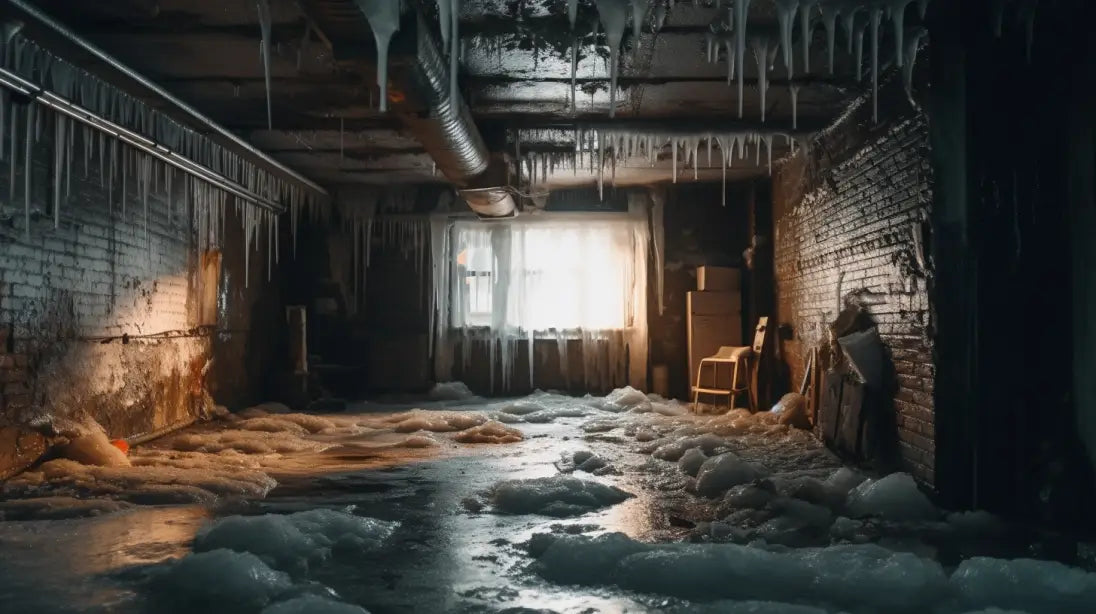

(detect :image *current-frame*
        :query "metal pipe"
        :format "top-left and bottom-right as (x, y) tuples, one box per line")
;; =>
(3, 0), (328, 200)
(0, 67), (285, 212)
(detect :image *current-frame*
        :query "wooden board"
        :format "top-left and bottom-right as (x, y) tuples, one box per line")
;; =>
(687, 291), (742, 315)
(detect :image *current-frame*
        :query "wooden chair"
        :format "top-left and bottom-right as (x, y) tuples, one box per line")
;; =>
(691, 317), (768, 413)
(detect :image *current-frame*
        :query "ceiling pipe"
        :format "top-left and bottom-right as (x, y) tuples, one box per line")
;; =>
(1, 0), (329, 202)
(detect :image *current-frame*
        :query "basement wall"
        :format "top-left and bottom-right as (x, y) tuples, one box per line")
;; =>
(0, 112), (284, 477)
(773, 73), (935, 484)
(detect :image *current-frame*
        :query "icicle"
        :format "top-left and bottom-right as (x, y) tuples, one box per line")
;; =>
(854, 14), (866, 82)
(1019, 0), (1037, 64)
(918, 0), (929, 19)
(53, 114), (64, 229)
(888, 0), (913, 67)
(8, 105), (16, 211)
(630, 0), (648, 41)
(24, 103), (32, 242)
(653, 1), (667, 32)
(693, 138), (699, 180)
(736, 0), (752, 118)
(766, 135), (773, 175)
(822, 2), (839, 74)
(751, 37), (771, 122)
(0, 91), (5, 163)
(790, 84), (800, 129)
(595, 0), (629, 118)
(570, 41), (578, 115)
(436, 0), (452, 54)
(256, 0), (274, 129)
(725, 39), (735, 84)
(449, 0), (458, 111)
(903, 27), (928, 96)
(671, 137), (677, 183)
(800, 0), (818, 72)
(122, 146), (127, 218)
(842, 5), (860, 54)
(339, 117), (345, 165)
(774, 0), (798, 77)
(568, 0), (580, 29)
(359, 0), (402, 113)
(870, 6), (882, 123)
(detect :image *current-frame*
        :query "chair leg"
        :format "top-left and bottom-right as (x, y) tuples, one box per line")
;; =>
(692, 362), (704, 413)
(730, 361), (740, 410)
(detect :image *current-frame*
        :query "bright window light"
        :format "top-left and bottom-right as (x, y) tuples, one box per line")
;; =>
(450, 220), (636, 332)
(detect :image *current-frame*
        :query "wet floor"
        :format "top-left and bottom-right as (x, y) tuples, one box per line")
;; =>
(0, 389), (1093, 614)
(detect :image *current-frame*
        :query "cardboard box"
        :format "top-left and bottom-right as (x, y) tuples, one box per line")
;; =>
(697, 266), (740, 291)
(687, 290), (742, 315)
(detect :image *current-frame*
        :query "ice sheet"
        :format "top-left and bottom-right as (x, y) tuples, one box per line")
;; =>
(489, 475), (631, 517)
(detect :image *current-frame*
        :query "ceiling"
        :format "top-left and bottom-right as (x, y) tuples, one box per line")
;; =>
(24, 0), (915, 193)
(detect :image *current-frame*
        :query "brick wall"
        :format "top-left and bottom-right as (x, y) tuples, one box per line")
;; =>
(773, 75), (936, 484)
(0, 125), (214, 439)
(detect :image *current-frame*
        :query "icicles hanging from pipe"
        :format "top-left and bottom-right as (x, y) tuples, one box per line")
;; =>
(751, 36), (773, 122)
(53, 113), (64, 229)
(790, 84), (800, 129)
(888, 0), (913, 67)
(358, 0), (402, 113)
(23, 102), (32, 242)
(436, 0), (452, 54)
(821, 2), (839, 74)
(256, 0), (273, 129)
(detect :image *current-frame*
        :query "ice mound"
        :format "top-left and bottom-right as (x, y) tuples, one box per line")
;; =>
(556, 450), (612, 475)
(58, 426), (131, 467)
(194, 509), (398, 574)
(598, 386), (652, 412)
(647, 394), (690, 416)
(452, 420), (523, 444)
(152, 549), (292, 611)
(238, 414), (337, 435)
(428, 381), (476, 401)
(238, 402), (294, 418)
(262, 595), (370, 614)
(490, 475), (631, 517)
(2, 458), (277, 503)
(171, 429), (330, 455)
(0, 495), (134, 520)
(950, 557), (1096, 613)
(520, 406), (592, 423)
(532, 533), (950, 611)
(392, 411), (486, 433)
(494, 393), (597, 424)
(663, 602), (827, 614)
(652, 433), (729, 462)
(678, 447), (708, 477)
(400, 434), (440, 448)
(823, 467), (867, 497)
(846, 472), (938, 521)
(695, 453), (768, 497)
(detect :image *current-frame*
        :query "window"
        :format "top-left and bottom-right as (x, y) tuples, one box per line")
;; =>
(449, 218), (639, 333)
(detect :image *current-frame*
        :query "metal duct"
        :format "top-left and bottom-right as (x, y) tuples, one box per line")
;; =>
(302, 1), (489, 186)
(399, 11), (489, 184)
(458, 187), (516, 219)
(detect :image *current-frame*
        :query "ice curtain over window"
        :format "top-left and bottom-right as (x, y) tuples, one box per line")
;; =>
(432, 198), (650, 395)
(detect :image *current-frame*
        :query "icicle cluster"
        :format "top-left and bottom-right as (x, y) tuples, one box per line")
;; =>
(514, 127), (795, 202)
(0, 34), (322, 288)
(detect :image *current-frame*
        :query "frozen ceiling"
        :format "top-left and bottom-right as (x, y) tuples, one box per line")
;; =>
(27, 0), (927, 191)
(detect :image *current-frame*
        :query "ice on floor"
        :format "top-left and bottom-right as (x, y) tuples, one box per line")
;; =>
(58, 426), (131, 467)
(597, 386), (652, 412)
(2, 457), (277, 506)
(845, 472), (939, 521)
(237, 402), (294, 418)
(493, 392), (599, 424)
(662, 602), (828, 614)
(532, 532), (951, 612)
(950, 556), (1096, 614)
(151, 548), (293, 611)
(261, 595), (370, 614)
(170, 429), (331, 455)
(391, 410), (487, 433)
(194, 509), (398, 575)
(652, 433), (730, 462)
(236, 413), (338, 435)
(695, 453), (768, 497)
(678, 447), (708, 477)
(556, 450), (613, 475)
(489, 475), (632, 517)
(452, 420), (523, 444)
(0, 495), (134, 520)
(428, 381), (477, 401)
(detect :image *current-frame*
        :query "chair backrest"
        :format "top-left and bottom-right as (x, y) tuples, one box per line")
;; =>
(752, 316), (769, 353)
